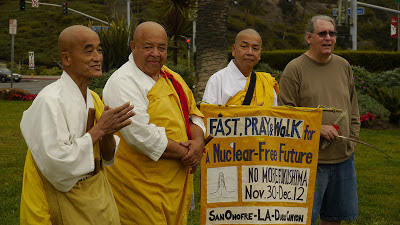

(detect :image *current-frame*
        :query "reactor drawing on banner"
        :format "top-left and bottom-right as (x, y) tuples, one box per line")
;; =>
(207, 165), (238, 203)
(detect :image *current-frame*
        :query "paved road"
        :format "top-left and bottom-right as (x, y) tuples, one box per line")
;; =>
(0, 76), (59, 94)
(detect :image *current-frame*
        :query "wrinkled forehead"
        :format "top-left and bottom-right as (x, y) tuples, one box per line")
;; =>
(60, 26), (100, 53)
(73, 31), (100, 49)
(314, 19), (335, 31)
(134, 24), (167, 45)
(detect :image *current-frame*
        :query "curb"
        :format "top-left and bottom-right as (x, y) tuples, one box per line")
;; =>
(22, 77), (59, 81)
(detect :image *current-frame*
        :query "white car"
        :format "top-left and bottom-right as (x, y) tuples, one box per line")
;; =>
(0, 67), (21, 82)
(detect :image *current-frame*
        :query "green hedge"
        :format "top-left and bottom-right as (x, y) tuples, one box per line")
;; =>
(230, 50), (400, 72)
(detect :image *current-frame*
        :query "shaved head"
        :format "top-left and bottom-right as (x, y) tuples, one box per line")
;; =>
(58, 25), (97, 55)
(133, 21), (167, 44)
(235, 29), (262, 45)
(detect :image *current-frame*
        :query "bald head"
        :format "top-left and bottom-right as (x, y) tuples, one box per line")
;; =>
(235, 29), (262, 46)
(133, 21), (167, 44)
(58, 25), (98, 55)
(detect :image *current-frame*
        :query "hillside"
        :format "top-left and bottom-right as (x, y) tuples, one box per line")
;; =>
(0, 0), (399, 68)
(0, 0), (110, 67)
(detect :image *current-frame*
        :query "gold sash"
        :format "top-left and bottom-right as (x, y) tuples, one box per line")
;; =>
(226, 72), (279, 106)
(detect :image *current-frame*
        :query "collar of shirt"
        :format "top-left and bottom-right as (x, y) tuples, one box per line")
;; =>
(128, 53), (157, 89)
(218, 60), (249, 104)
(61, 71), (95, 120)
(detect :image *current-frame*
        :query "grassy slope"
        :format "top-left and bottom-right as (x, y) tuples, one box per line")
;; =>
(0, 100), (31, 224)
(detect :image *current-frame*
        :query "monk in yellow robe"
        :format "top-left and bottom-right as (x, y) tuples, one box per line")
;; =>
(19, 25), (134, 225)
(103, 22), (206, 224)
(202, 28), (279, 106)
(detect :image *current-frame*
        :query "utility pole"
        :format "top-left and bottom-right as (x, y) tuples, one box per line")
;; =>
(350, 0), (357, 50)
(337, 0), (350, 48)
(127, 0), (130, 27)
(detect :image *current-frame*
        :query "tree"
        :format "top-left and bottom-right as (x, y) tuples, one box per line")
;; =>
(195, 0), (229, 100)
(153, 0), (197, 65)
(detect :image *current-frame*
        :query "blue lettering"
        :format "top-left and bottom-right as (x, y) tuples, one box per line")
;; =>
(215, 119), (225, 136)
(291, 119), (303, 138)
(252, 117), (259, 135)
(274, 118), (283, 136)
(245, 117), (251, 135)
(224, 119), (232, 136)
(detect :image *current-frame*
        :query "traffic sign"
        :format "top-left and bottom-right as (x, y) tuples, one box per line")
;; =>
(9, 19), (17, 35)
(92, 26), (108, 32)
(333, 7), (365, 16)
(29, 52), (35, 69)
(32, 0), (39, 8)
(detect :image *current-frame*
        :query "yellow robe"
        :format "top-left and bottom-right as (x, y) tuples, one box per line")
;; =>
(20, 90), (120, 225)
(106, 66), (203, 225)
(226, 72), (279, 106)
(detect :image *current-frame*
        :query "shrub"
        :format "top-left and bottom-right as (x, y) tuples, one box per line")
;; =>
(89, 69), (116, 96)
(360, 112), (376, 128)
(352, 66), (373, 94)
(357, 92), (389, 119)
(368, 86), (400, 125)
(254, 63), (282, 82)
(165, 63), (195, 90)
(377, 68), (400, 88)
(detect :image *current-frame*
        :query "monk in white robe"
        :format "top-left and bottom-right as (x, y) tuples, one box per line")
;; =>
(19, 25), (134, 225)
(203, 29), (279, 106)
(103, 21), (205, 225)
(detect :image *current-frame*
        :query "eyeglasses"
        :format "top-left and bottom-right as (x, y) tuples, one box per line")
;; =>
(316, 31), (337, 38)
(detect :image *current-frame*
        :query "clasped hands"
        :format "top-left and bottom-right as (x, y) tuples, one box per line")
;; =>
(180, 137), (205, 174)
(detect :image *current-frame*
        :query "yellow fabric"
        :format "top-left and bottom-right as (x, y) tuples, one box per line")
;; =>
(106, 65), (203, 225)
(20, 91), (120, 225)
(226, 72), (279, 106)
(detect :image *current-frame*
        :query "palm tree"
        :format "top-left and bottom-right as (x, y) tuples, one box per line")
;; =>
(195, 0), (229, 100)
(153, 0), (197, 65)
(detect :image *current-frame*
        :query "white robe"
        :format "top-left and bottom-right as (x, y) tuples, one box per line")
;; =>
(20, 72), (118, 192)
(103, 53), (205, 162)
(202, 60), (278, 105)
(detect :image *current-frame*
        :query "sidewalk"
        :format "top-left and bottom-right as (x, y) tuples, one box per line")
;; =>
(21, 75), (60, 80)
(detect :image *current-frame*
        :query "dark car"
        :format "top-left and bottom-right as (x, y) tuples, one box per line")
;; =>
(0, 67), (21, 82)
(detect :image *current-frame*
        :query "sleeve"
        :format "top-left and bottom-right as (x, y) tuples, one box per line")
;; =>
(103, 75), (168, 162)
(103, 135), (120, 166)
(190, 115), (206, 135)
(20, 97), (94, 192)
(202, 74), (219, 104)
(90, 90), (119, 165)
(277, 63), (300, 107)
(348, 66), (360, 140)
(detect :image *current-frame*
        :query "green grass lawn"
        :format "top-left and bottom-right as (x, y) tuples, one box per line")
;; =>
(1, 100), (399, 225)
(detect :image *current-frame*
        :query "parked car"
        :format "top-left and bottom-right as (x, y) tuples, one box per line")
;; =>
(0, 67), (21, 82)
